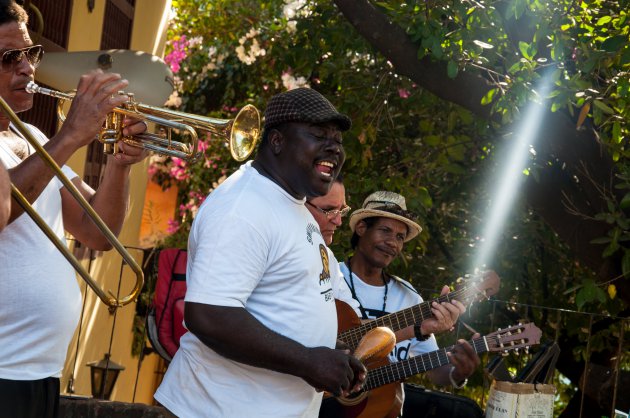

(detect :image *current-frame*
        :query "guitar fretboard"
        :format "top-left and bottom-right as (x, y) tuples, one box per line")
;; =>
(364, 336), (490, 390)
(338, 284), (482, 349)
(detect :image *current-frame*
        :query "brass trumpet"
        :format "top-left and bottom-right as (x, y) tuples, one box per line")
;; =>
(0, 94), (143, 309)
(26, 81), (261, 162)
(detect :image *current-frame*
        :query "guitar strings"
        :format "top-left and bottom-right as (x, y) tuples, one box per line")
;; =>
(363, 334), (521, 390)
(339, 284), (481, 348)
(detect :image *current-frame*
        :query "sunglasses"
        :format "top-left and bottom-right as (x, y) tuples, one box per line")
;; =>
(306, 201), (351, 219)
(1, 45), (44, 72)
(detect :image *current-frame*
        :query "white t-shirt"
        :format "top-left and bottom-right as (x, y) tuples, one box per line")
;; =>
(155, 162), (338, 418)
(328, 247), (361, 315)
(339, 262), (439, 363)
(0, 123), (81, 380)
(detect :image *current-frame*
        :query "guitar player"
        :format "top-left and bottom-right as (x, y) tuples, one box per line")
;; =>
(317, 190), (481, 417)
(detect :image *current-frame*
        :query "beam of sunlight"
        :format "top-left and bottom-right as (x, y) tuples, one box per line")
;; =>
(470, 74), (554, 272)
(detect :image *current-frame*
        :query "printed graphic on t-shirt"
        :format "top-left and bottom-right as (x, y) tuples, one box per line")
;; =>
(318, 244), (334, 302)
(306, 222), (322, 244)
(319, 244), (330, 284)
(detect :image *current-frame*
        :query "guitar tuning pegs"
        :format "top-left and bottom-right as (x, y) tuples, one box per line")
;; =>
(525, 346), (530, 355)
(514, 348), (520, 355)
(501, 350), (509, 357)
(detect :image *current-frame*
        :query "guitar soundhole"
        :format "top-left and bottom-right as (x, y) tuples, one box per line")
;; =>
(336, 390), (368, 407)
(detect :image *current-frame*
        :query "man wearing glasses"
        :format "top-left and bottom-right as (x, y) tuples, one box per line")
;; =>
(304, 174), (361, 318)
(0, 2), (147, 416)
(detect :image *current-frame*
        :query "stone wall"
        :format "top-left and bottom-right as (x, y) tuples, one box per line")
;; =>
(60, 396), (171, 418)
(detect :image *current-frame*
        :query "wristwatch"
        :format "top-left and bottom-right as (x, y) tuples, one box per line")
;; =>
(413, 324), (432, 341)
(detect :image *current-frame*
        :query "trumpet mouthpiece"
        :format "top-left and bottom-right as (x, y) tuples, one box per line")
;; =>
(26, 81), (39, 94)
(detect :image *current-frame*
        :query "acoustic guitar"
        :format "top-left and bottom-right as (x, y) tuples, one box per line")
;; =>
(336, 323), (542, 418)
(336, 271), (501, 350)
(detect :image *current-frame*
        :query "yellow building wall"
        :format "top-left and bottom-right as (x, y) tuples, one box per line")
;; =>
(56, 0), (173, 405)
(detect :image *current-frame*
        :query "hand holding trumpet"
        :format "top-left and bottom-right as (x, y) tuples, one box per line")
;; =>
(57, 70), (140, 149)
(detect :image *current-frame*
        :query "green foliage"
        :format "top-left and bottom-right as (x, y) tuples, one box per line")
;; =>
(145, 0), (630, 409)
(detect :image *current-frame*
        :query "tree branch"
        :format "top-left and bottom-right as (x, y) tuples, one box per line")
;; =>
(333, 0), (495, 119)
(333, 0), (629, 302)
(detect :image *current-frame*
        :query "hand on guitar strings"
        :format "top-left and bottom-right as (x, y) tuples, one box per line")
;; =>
(447, 333), (481, 382)
(304, 347), (367, 398)
(418, 285), (466, 336)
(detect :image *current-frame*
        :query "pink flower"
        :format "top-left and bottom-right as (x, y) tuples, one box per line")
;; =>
(197, 139), (209, 153)
(165, 35), (189, 74)
(166, 218), (180, 234)
(169, 166), (190, 181)
(398, 88), (410, 99)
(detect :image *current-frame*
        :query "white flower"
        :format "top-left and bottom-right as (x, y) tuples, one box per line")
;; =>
(283, 0), (309, 19)
(281, 71), (309, 90)
(235, 45), (248, 62)
(188, 36), (203, 47)
(165, 90), (182, 108)
(235, 32), (266, 65)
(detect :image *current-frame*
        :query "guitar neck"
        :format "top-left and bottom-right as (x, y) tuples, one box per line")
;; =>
(363, 336), (489, 390)
(338, 286), (475, 349)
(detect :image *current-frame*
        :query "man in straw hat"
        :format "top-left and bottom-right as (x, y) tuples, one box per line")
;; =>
(339, 190), (481, 415)
(155, 88), (366, 417)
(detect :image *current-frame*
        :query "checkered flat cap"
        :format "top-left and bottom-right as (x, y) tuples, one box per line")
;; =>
(264, 88), (351, 131)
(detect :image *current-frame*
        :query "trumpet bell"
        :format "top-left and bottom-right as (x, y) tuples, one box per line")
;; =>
(230, 104), (261, 162)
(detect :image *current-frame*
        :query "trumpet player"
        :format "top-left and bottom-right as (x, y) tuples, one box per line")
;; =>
(0, 1), (148, 417)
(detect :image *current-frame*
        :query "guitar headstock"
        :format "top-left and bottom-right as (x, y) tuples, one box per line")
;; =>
(454, 270), (501, 304)
(484, 323), (542, 355)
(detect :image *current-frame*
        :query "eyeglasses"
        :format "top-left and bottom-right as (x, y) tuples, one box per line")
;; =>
(306, 201), (351, 219)
(1, 45), (44, 72)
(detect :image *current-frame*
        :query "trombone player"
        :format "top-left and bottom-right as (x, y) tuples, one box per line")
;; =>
(0, 1), (148, 416)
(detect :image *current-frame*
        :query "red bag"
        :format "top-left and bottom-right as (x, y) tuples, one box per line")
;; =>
(147, 248), (188, 361)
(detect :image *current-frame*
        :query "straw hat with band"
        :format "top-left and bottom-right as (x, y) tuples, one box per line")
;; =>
(348, 191), (422, 242)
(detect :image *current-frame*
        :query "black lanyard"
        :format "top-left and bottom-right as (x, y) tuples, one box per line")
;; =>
(346, 257), (388, 320)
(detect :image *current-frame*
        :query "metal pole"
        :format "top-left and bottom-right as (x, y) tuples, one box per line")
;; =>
(610, 319), (626, 418)
(579, 314), (594, 418)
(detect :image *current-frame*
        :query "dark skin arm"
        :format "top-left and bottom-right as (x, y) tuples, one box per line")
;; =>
(7, 71), (132, 223)
(426, 333), (481, 386)
(7, 70), (147, 249)
(185, 302), (366, 397)
(61, 140), (146, 250)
